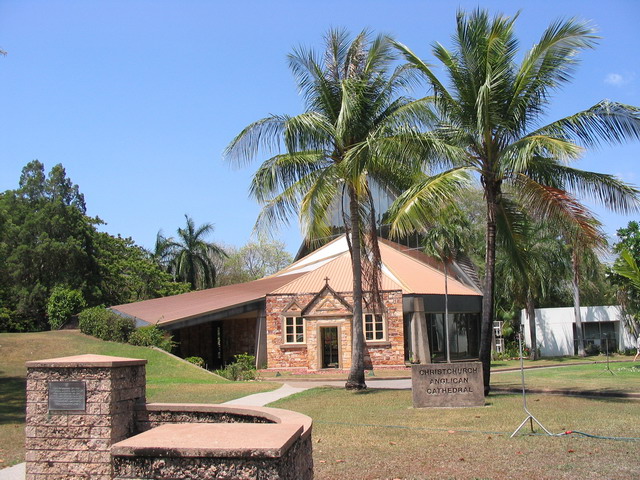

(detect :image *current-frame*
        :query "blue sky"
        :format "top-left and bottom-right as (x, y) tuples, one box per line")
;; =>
(1, 1), (638, 254)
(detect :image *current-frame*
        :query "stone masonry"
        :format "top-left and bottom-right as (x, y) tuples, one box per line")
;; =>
(25, 355), (147, 480)
(266, 289), (404, 370)
(24, 356), (313, 480)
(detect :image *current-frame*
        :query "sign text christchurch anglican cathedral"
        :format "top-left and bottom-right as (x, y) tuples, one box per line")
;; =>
(412, 361), (484, 408)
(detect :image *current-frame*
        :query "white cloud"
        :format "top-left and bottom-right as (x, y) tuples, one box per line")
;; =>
(604, 72), (634, 86)
(614, 171), (637, 183)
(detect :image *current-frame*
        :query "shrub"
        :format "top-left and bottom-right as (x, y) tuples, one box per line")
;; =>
(47, 287), (86, 330)
(78, 306), (134, 342)
(185, 356), (205, 368)
(584, 343), (601, 356)
(216, 353), (257, 381)
(128, 325), (174, 352)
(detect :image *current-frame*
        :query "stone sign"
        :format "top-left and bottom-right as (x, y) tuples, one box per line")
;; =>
(412, 361), (484, 408)
(48, 380), (86, 411)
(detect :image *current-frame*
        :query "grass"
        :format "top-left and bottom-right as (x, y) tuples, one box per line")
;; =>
(271, 387), (640, 480)
(259, 355), (635, 380)
(2, 330), (639, 478)
(0, 330), (278, 467)
(492, 362), (640, 394)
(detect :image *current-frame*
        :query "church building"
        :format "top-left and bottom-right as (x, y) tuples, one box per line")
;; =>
(111, 235), (483, 371)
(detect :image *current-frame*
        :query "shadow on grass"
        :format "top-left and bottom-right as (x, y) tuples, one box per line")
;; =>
(0, 377), (26, 424)
(353, 388), (387, 396)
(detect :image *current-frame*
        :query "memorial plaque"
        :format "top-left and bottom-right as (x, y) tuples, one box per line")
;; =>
(412, 361), (484, 408)
(48, 381), (86, 411)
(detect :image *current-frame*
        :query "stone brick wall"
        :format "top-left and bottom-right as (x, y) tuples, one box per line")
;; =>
(112, 435), (313, 480)
(25, 355), (146, 480)
(25, 356), (314, 480)
(266, 290), (405, 371)
(135, 406), (273, 432)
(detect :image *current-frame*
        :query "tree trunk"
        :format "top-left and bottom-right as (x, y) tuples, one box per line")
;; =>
(479, 185), (498, 396)
(345, 188), (367, 390)
(444, 262), (451, 364)
(572, 250), (586, 357)
(526, 293), (537, 361)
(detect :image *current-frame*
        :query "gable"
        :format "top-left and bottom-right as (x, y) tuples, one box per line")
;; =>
(301, 284), (352, 317)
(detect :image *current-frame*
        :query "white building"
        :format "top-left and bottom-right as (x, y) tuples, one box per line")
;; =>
(521, 306), (637, 357)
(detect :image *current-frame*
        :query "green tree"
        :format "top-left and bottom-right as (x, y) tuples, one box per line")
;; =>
(95, 232), (190, 305)
(47, 287), (86, 330)
(389, 10), (640, 393)
(0, 162), (99, 329)
(611, 221), (640, 335)
(225, 29), (428, 389)
(422, 206), (471, 363)
(216, 240), (293, 286)
(155, 215), (227, 290)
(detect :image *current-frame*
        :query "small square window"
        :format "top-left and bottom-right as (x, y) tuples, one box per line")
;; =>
(364, 313), (385, 341)
(284, 317), (305, 344)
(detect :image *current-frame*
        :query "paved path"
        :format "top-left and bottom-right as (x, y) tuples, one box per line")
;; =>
(223, 383), (311, 406)
(0, 463), (24, 480)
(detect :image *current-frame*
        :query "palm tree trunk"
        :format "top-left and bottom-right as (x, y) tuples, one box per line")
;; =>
(526, 293), (538, 361)
(479, 185), (498, 396)
(572, 250), (586, 357)
(346, 188), (367, 390)
(444, 262), (451, 363)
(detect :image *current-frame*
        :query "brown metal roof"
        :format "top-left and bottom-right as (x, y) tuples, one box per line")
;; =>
(377, 241), (481, 296)
(111, 234), (481, 328)
(271, 252), (404, 294)
(111, 273), (304, 327)
(272, 238), (481, 296)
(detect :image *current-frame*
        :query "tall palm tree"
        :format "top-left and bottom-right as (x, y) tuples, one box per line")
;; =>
(562, 218), (607, 356)
(389, 10), (640, 393)
(155, 215), (226, 290)
(496, 214), (573, 360)
(421, 205), (471, 363)
(225, 29), (439, 389)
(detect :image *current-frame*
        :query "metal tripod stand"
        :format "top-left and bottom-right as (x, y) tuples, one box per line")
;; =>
(600, 332), (615, 376)
(510, 330), (552, 438)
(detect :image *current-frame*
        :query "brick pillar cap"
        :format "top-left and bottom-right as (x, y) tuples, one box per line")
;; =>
(26, 354), (147, 368)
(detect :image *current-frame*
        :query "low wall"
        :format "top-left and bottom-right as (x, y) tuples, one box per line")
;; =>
(25, 355), (313, 480)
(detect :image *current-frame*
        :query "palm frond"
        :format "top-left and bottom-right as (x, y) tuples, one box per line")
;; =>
(386, 168), (473, 238)
(535, 100), (640, 148)
(523, 160), (640, 214)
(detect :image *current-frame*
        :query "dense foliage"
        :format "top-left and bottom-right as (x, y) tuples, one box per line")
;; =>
(611, 221), (640, 331)
(78, 306), (135, 342)
(46, 287), (86, 330)
(215, 353), (258, 381)
(215, 240), (293, 286)
(128, 325), (174, 352)
(0, 161), (190, 332)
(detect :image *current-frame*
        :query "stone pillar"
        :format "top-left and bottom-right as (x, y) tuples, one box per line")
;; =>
(25, 354), (147, 480)
(411, 297), (431, 364)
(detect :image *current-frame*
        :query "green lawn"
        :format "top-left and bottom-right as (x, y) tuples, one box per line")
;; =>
(271, 387), (640, 480)
(2, 330), (639, 478)
(0, 330), (278, 467)
(492, 361), (640, 394)
(258, 355), (635, 381)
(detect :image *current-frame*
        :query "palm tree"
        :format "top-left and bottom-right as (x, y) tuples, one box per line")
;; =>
(155, 215), (226, 290)
(563, 218), (607, 356)
(496, 214), (573, 360)
(389, 9), (640, 393)
(225, 29), (435, 389)
(422, 205), (471, 363)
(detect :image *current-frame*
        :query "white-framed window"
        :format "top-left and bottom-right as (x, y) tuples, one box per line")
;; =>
(364, 313), (385, 341)
(284, 316), (305, 344)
